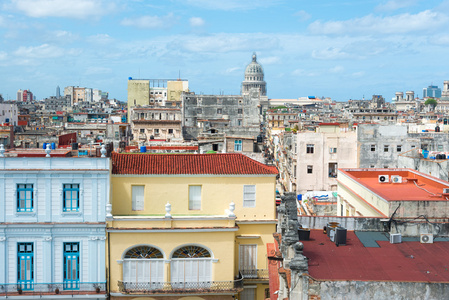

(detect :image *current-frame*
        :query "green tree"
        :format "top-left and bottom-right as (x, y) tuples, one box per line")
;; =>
(425, 98), (438, 110)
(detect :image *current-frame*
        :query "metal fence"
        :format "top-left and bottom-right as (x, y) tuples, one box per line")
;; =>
(118, 279), (244, 294)
(0, 282), (106, 296)
(240, 269), (269, 279)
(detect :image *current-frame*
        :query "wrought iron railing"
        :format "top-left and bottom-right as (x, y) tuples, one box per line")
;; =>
(118, 279), (243, 294)
(240, 269), (269, 279)
(0, 282), (106, 296)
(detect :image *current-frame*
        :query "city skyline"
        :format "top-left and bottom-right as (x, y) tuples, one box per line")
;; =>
(1, 0), (449, 102)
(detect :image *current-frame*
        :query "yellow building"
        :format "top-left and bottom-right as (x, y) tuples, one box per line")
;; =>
(127, 79), (188, 121)
(107, 153), (278, 300)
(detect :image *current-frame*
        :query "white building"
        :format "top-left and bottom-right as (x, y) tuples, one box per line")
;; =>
(0, 156), (109, 299)
(296, 123), (357, 194)
(0, 103), (18, 126)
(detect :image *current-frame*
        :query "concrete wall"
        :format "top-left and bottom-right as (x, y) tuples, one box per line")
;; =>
(311, 279), (449, 300)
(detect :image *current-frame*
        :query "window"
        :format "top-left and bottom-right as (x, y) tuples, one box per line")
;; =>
(239, 244), (257, 278)
(306, 144), (314, 154)
(217, 108), (222, 114)
(197, 108), (202, 114)
(243, 185), (256, 207)
(238, 119), (242, 126)
(123, 246), (164, 289)
(168, 129), (173, 134)
(397, 145), (402, 152)
(189, 185), (201, 210)
(438, 145), (444, 151)
(63, 243), (80, 290)
(329, 147), (337, 153)
(307, 165), (313, 174)
(17, 184), (33, 212)
(171, 246), (211, 288)
(132, 185), (145, 211)
(370, 145), (376, 152)
(63, 184), (80, 212)
(140, 129), (145, 133)
(154, 129), (159, 135)
(234, 140), (242, 152)
(384, 145), (389, 152)
(238, 108), (243, 114)
(18, 243), (34, 290)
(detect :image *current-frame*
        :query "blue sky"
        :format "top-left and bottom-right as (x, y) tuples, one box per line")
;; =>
(1, 0), (449, 102)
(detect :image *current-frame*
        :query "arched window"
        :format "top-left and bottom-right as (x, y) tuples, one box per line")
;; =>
(123, 246), (164, 289)
(171, 245), (212, 288)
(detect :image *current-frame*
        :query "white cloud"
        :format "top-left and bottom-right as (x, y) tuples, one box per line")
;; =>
(184, 0), (280, 11)
(308, 10), (449, 35)
(13, 44), (80, 59)
(9, 0), (116, 19)
(0, 51), (7, 60)
(225, 67), (241, 74)
(294, 10), (311, 21)
(329, 65), (344, 73)
(172, 34), (280, 53)
(87, 33), (114, 44)
(291, 69), (319, 77)
(312, 47), (348, 60)
(121, 13), (177, 29)
(259, 56), (280, 65)
(85, 66), (112, 75)
(189, 17), (205, 27)
(352, 71), (365, 78)
(375, 0), (417, 12)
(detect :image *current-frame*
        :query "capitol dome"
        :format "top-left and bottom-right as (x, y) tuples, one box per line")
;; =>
(245, 53), (264, 77)
(241, 52), (266, 96)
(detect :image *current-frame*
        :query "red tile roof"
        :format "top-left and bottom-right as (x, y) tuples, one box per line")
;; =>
(112, 153), (279, 175)
(303, 230), (449, 282)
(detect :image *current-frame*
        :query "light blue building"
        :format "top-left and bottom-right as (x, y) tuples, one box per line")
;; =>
(0, 156), (109, 299)
(423, 85), (442, 98)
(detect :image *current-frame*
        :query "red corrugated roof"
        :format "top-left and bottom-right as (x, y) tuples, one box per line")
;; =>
(303, 230), (449, 282)
(112, 153), (279, 175)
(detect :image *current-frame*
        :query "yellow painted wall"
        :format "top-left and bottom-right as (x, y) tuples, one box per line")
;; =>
(111, 176), (277, 220)
(127, 80), (150, 120)
(167, 80), (188, 101)
(108, 231), (236, 292)
(234, 223), (276, 271)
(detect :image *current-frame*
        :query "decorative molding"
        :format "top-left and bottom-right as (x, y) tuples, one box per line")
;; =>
(0, 237), (6, 241)
(44, 236), (52, 241)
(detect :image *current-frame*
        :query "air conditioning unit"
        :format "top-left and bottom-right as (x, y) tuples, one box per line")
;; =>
(378, 175), (389, 183)
(391, 175), (402, 183)
(420, 233), (434, 244)
(390, 233), (402, 244)
(443, 188), (449, 194)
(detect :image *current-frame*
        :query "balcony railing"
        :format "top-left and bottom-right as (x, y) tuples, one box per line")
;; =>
(240, 269), (269, 280)
(118, 279), (243, 294)
(0, 282), (106, 296)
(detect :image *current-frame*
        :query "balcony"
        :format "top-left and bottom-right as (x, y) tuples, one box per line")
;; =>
(118, 279), (243, 295)
(240, 269), (269, 280)
(0, 282), (106, 297)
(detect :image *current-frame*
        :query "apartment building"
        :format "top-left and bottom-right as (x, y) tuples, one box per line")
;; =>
(107, 153), (278, 300)
(0, 155), (109, 299)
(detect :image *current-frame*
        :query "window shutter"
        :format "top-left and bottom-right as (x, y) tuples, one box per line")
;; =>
(189, 186), (201, 210)
(132, 186), (145, 211)
(243, 185), (256, 207)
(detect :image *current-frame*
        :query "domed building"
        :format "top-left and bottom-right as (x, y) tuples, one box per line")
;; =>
(241, 52), (267, 96)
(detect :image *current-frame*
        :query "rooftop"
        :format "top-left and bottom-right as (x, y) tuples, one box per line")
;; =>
(111, 153), (279, 175)
(339, 168), (449, 201)
(303, 230), (449, 282)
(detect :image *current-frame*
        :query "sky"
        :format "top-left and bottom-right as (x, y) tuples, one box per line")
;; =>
(1, 0), (449, 102)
